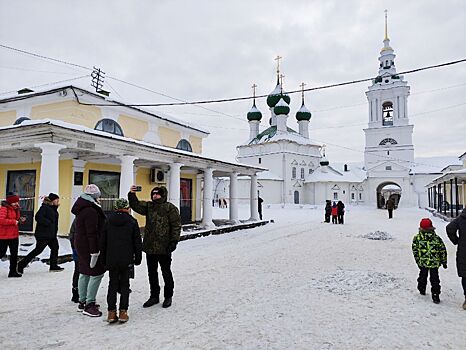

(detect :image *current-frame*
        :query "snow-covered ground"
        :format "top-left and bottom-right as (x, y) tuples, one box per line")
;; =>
(1, 206), (465, 350)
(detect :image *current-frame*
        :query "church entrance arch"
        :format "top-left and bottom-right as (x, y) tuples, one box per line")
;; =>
(294, 190), (300, 204)
(376, 182), (402, 209)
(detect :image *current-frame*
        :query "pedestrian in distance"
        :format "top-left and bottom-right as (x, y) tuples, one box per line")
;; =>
(446, 208), (466, 310)
(0, 194), (26, 277)
(71, 184), (107, 317)
(128, 185), (181, 309)
(258, 196), (264, 220)
(102, 198), (142, 324)
(69, 218), (80, 303)
(386, 197), (395, 219)
(337, 201), (345, 224)
(331, 202), (338, 224)
(324, 200), (332, 223)
(18, 193), (63, 274)
(412, 218), (447, 304)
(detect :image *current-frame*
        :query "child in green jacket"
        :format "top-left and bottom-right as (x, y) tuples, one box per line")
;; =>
(412, 218), (447, 304)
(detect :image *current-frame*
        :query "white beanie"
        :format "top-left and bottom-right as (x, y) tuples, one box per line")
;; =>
(84, 184), (101, 199)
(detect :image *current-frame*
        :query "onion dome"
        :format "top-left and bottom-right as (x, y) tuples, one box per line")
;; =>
(273, 97), (290, 115)
(296, 104), (312, 121)
(320, 155), (329, 166)
(267, 83), (291, 108)
(247, 104), (262, 121)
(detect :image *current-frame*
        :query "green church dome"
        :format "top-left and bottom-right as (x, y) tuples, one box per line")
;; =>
(267, 84), (290, 107)
(273, 97), (290, 115)
(247, 104), (262, 121)
(296, 104), (312, 121)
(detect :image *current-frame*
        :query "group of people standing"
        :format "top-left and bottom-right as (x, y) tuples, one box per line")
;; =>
(324, 200), (345, 224)
(0, 183), (181, 323)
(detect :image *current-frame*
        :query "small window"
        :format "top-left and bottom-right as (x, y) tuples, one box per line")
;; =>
(258, 158), (262, 164)
(95, 119), (124, 136)
(359, 193), (362, 200)
(351, 193), (355, 200)
(292, 167), (296, 179)
(382, 102), (394, 126)
(333, 192), (338, 200)
(386, 166), (392, 171)
(176, 139), (192, 152)
(14, 117), (31, 125)
(387, 151), (390, 155)
(300, 168), (305, 179)
(309, 168), (313, 174)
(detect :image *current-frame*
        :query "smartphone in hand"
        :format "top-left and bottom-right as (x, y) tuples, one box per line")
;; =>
(135, 186), (142, 192)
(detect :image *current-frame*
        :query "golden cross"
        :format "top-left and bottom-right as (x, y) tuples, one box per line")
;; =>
(251, 83), (257, 97)
(274, 55), (282, 75)
(300, 82), (306, 103)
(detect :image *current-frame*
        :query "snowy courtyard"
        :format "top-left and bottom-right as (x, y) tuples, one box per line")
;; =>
(1, 206), (465, 350)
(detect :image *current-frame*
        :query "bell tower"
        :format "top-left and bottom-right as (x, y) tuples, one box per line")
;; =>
(364, 11), (414, 175)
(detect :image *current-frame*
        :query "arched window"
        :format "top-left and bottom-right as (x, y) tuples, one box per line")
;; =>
(95, 119), (124, 136)
(176, 139), (192, 152)
(379, 138), (398, 146)
(292, 167), (297, 179)
(382, 102), (393, 126)
(14, 117), (30, 125)
(300, 168), (305, 179)
(294, 191), (300, 204)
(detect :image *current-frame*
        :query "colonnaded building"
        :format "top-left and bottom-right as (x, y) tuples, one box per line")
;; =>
(0, 86), (264, 234)
(217, 20), (465, 210)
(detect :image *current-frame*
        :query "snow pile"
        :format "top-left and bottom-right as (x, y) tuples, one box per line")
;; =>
(313, 270), (401, 295)
(360, 230), (394, 240)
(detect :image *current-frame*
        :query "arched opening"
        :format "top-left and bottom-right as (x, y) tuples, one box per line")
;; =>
(382, 101), (393, 126)
(294, 190), (300, 204)
(14, 117), (31, 125)
(376, 182), (402, 209)
(176, 139), (192, 152)
(95, 119), (124, 136)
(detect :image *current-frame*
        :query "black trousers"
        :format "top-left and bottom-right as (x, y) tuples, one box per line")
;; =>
(258, 210), (263, 220)
(388, 209), (393, 219)
(146, 254), (174, 298)
(462, 277), (466, 297)
(338, 214), (344, 224)
(20, 238), (59, 268)
(324, 214), (330, 223)
(107, 266), (130, 311)
(332, 215), (338, 224)
(417, 267), (441, 294)
(0, 238), (19, 273)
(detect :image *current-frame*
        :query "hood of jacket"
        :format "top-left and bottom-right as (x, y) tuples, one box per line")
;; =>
(418, 228), (438, 239)
(152, 186), (168, 205)
(107, 211), (132, 227)
(461, 208), (466, 218)
(71, 196), (99, 216)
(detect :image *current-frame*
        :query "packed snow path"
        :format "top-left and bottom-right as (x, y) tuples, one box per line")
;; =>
(1, 206), (465, 350)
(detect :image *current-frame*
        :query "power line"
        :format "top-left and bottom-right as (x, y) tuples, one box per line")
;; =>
(0, 75), (90, 96)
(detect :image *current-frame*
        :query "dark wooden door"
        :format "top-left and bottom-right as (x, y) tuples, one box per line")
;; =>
(180, 178), (192, 224)
(7, 170), (36, 231)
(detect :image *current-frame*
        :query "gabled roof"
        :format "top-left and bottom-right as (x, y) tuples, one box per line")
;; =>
(305, 164), (367, 183)
(247, 125), (321, 146)
(0, 85), (209, 135)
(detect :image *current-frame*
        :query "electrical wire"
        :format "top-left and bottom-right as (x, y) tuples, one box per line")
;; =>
(0, 75), (90, 96)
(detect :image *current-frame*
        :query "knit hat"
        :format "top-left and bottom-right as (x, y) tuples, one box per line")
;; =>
(114, 198), (129, 210)
(48, 193), (59, 201)
(84, 184), (101, 200)
(420, 218), (434, 230)
(6, 194), (20, 205)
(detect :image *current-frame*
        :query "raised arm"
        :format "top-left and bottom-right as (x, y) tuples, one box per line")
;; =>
(128, 192), (149, 216)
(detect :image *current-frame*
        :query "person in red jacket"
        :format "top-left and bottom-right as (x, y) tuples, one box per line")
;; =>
(331, 202), (338, 224)
(0, 194), (26, 277)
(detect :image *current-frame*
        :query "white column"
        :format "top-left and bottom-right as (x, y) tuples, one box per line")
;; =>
(119, 156), (137, 198)
(168, 162), (183, 209)
(249, 173), (259, 221)
(202, 167), (214, 228)
(195, 173), (203, 221)
(229, 172), (239, 223)
(36, 142), (66, 198)
(71, 160), (86, 218)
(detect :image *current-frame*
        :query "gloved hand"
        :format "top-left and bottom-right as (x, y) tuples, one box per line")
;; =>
(90, 252), (100, 269)
(166, 241), (178, 254)
(442, 263), (447, 269)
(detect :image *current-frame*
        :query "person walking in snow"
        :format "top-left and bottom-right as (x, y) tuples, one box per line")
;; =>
(69, 218), (80, 303)
(128, 185), (181, 309)
(0, 194), (25, 277)
(324, 200), (332, 223)
(446, 208), (466, 310)
(331, 202), (338, 224)
(18, 193), (63, 274)
(386, 197), (395, 219)
(258, 196), (264, 220)
(337, 201), (345, 224)
(71, 184), (107, 317)
(102, 198), (142, 323)
(412, 218), (447, 304)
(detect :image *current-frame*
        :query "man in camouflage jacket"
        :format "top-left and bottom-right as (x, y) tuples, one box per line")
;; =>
(128, 185), (181, 309)
(412, 218), (447, 303)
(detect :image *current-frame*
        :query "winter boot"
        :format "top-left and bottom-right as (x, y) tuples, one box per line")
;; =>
(143, 296), (159, 308)
(49, 265), (64, 272)
(17, 262), (25, 274)
(77, 301), (86, 312)
(8, 271), (22, 278)
(417, 286), (426, 296)
(107, 310), (118, 323)
(71, 288), (79, 303)
(462, 299), (466, 310)
(162, 297), (172, 308)
(83, 302), (102, 317)
(118, 310), (129, 323)
(432, 294), (441, 304)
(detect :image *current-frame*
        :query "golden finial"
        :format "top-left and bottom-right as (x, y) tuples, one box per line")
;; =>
(384, 9), (389, 40)
(251, 83), (257, 104)
(300, 82), (306, 104)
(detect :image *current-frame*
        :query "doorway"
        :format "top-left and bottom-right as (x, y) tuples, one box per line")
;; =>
(7, 170), (36, 231)
(180, 178), (192, 224)
(376, 182), (402, 209)
(294, 190), (300, 204)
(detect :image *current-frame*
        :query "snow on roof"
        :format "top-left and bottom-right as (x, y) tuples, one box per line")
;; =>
(305, 164), (367, 183)
(257, 170), (283, 181)
(247, 125), (321, 147)
(0, 119), (265, 171)
(409, 156), (463, 174)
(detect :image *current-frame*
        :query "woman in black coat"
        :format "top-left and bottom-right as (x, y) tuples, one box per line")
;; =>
(324, 200), (332, 223)
(337, 201), (345, 224)
(446, 208), (466, 309)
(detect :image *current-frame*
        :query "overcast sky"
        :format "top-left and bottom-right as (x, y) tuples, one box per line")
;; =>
(1, 0), (465, 164)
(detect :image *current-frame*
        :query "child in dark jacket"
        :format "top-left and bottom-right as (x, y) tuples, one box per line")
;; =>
(331, 202), (338, 224)
(412, 218), (447, 304)
(102, 199), (142, 323)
